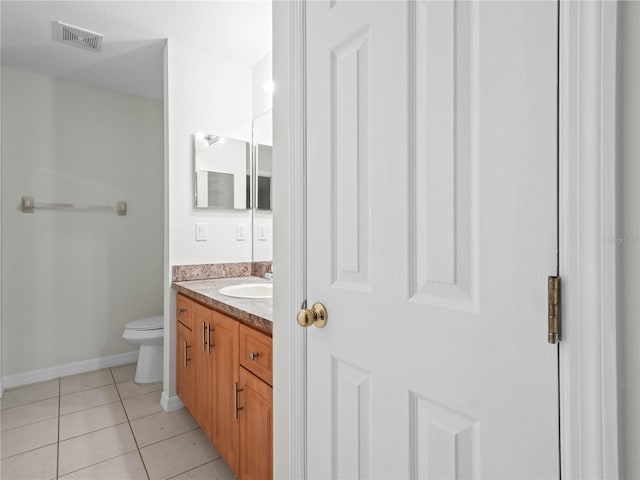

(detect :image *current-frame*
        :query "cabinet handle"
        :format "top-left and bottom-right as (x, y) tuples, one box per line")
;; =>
(202, 322), (208, 352)
(248, 352), (259, 361)
(178, 307), (186, 314)
(208, 324), (214, 353)
(235, 382), (244, 419)
(183, 341), (191, 367)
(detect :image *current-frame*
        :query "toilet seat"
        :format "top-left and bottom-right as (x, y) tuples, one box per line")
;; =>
(125, 315), (163, 331)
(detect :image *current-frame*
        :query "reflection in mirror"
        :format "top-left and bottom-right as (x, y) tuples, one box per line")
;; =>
(252, 109), (273, 262)
(252, 110), (273, 211)
(194, 134), (250, 209)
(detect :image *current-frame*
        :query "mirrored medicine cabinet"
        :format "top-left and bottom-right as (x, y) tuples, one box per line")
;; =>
(252, 110), (273, 211)
(193, 110), (272, 212)
(194, 134), (251, 210)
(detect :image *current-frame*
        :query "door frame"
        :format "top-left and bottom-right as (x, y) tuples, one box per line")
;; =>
(272, 1), (620, 478)
(558, 1), (620, 478)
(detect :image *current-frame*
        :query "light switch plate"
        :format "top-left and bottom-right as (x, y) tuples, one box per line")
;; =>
(257, 224), (267, 241)
(196, 222), (207, 241)
(237, 223), (248, 241)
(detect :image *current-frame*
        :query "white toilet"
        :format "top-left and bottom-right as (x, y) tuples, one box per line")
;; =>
(122, 315), (164, 384)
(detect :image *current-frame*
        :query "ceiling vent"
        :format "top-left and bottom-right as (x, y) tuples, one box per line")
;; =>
(53, 21), (103, 53)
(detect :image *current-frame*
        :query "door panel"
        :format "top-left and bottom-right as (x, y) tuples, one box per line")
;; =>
(306, 1), (559, 478)
(411, 1), (477, 310)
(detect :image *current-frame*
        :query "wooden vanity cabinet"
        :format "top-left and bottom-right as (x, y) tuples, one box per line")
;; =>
(239, 365), (273, 480)
(210, 310), (240, 474)
(238, 324), (273, 480)
(192, 301), (214, 442)
(175, 293), (272, 480)
(176, 321), (194, 414)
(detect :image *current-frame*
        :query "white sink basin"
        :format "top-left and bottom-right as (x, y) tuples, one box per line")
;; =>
(219, 283), (273, 299)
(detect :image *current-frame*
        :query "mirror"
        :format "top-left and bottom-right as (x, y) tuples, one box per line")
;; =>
(194, 134), (250, 209)
(252, 109), (273, 262)
(252, 110), (273, 211)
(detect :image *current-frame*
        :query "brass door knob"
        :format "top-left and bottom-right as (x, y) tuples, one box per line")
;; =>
(297, 302), (328, 328)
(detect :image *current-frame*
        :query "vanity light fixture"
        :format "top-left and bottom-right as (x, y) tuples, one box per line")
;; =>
(204, 135), (225, 146)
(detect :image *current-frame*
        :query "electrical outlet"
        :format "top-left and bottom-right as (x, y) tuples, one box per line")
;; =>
(196, 222), (207, 241)
(237, 223), (248, 241)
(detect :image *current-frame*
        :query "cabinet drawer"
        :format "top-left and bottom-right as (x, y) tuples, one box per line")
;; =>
(239, 325), (272, 386)
(176, 293), (193, 330)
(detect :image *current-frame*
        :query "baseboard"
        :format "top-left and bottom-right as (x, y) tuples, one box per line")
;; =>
(161, 391), (184, 412)
(1, 351), (139, 390)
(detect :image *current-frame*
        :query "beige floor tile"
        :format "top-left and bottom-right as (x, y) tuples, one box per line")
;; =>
(112, 364), (137, 383)
(140, 429), (221, 480)
(0, 417), (58, 459)
(60, 401), (127, 440)
(59, 451), (147, 480)
(0, 380), (59, 410)
(116, 380), (162, 400)
(60, 384), (119, 416)
(60, 369), (114, 395)
(169, 458), (235, 480)
(130, 408), (198, 448)
(0, 443), (57, 480)
(58, 423), (137, 476)
(122, 391), (163, 420)
(1, 397), (59, 431)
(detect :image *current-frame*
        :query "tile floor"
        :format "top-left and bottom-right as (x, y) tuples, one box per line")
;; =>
(0, 364), (235, 480)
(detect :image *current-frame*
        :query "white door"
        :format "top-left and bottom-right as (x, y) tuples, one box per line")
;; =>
(304, 1), (559, 478)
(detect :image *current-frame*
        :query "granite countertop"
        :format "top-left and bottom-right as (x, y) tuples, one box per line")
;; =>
(173, 276), (273, 335)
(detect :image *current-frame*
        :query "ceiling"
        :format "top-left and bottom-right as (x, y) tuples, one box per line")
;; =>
(0, 1), (272, 100)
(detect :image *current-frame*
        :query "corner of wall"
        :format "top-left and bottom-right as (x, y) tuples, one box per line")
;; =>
(163, 38), (175, 400)
(1, 20), (5, 397)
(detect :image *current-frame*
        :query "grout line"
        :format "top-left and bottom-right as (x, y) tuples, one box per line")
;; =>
(120, 407), (165, 425)
(0, 440), (59, 461)
(56, 448), (138, 478)
(56, 377), (60, 480)
(136, 425), (200, 449)
(59, 382), (115, 398)
(0, 393), (60, 412)
(58, 419), (130, 443)
(59, 398), (122, 418)
(164, 458), (223, 480)
(0, 413), (59, 433)
(110, 367), (151, 480)
(116, 386), (164, 402)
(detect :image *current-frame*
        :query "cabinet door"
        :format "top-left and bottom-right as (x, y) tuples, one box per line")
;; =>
(211, 311), (240, 476)
(239, 367), (272, 480)
(176, 322), (194, 413)
(192, 302), (214, 441)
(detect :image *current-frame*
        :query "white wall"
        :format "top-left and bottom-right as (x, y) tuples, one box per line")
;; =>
(620, 2), (640, 478)
(1, 67), (164, 377)
(0, 10), (4, 394)
(163, 40), (253, 406)
(252, 52), (273, 262)
(167, 40), (253, 267)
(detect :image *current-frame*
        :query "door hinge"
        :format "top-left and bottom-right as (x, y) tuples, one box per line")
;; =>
(548, 276), (560, 344)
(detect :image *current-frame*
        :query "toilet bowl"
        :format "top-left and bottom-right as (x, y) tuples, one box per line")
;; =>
(122, 315), (164, 384)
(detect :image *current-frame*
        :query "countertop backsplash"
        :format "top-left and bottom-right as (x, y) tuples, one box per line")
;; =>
(172, 261), (272, 282)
